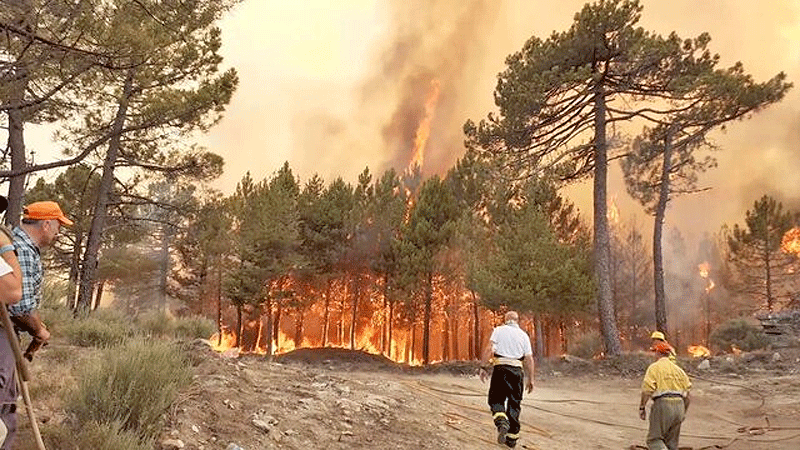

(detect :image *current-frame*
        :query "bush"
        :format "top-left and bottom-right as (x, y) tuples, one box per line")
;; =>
(62, 316), (131, 347)
(44, 421), (153, 450)
(567, 332), (602, 359)
(136, 309), (174, 337)
(66, 338), (191, 442)
(709, 318), (769, 353)
(173, 315), (216, 339)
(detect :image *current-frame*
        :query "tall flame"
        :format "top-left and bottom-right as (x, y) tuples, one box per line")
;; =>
(698, 261), (715, 293)
(408, 79), (441, 171)
(607, 195), (620, 225)
(781, 227), (800, 254)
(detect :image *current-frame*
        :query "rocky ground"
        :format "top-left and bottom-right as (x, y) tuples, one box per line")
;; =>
(156, 345), (800, 450)
(13, 342), (800, 450)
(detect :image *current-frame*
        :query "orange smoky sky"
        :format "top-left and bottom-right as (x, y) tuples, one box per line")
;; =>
(17, 1), (800, 242)
(203, 0), (800, 241)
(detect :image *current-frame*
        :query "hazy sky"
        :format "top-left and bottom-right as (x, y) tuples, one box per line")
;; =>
(21, 1), (800, 243)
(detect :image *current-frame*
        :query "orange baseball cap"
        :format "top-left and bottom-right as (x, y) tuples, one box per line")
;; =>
(23, 201), (73, 226)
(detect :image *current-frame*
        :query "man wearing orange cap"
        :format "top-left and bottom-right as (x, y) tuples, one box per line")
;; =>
(2, 201), (71, 449)
(638, 340), (692, 450)
(650, 331), (677, 361)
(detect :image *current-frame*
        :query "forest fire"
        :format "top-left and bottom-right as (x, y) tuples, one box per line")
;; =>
(408, 79), (441, 170)
(781, 227), (800, 254)
(687, 345), (711, 358)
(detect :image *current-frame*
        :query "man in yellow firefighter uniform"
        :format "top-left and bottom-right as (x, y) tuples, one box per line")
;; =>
(639, 340), (692, 450)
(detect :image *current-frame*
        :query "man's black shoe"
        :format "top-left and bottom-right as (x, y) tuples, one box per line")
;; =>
(505, 437), (518, 448)
(496, 423), (509, 445)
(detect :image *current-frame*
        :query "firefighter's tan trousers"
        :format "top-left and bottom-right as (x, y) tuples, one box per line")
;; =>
(646, 397), (685, 450)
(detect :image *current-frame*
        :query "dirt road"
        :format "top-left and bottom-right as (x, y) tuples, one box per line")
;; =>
(160, 347), (800, 450)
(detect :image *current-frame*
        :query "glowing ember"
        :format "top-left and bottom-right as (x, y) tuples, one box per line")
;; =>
(687, 345), (711, 358)
(731, 344), (742, 356)
(408, 79), (441, 171)
(781, 227), (800, 254)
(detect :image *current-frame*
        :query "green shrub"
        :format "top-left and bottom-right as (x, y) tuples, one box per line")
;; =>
(173, 314), (216, 339)
(66, 338), (191, 441)
(136, 309), (174, 337)
(709, 318), (769, 353)
(62, 316), (131, 347)
(44, 421), (153, 450)
(40, 304), (75, 335)
(40, 278), (69, 309)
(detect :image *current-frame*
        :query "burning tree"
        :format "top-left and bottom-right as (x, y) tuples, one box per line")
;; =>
(727, 195), (800, 312)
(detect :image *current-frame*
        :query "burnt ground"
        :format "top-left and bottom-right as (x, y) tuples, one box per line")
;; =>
(14, 343), (800, 450)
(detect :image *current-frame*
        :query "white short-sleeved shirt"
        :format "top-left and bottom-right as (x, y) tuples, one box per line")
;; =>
(490, 322), (533, 359)
(0, 257), (11, 278)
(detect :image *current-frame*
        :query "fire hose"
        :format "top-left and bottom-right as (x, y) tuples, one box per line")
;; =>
(0, 306), (46, 450)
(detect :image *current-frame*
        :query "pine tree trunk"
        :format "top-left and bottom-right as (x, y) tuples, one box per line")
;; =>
(472, 291), (480, 360)
(535, 316), (544, 364)
(422, 271), (433, 365)
(322, 280), (331, 347)
(236, 304), (242, 348)
(294, 309), (303, 347)
(350, 275), (360, 350)
(653, 128), (673, 335)
(265, 297), (273, 356)
(77, 69), (135, 316)
(592, 84), (622, 356)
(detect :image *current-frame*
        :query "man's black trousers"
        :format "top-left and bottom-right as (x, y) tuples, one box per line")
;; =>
(488, 365), (523, 435)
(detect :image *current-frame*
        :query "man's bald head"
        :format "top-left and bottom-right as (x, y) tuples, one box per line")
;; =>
(504, 311), (519, 323)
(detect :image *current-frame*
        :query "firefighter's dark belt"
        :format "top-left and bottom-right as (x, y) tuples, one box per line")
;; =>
(0, 403), (15, 414)
(653, 393), (683, 400)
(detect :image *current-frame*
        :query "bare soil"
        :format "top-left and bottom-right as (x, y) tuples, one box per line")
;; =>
(16, 343), (800, 450)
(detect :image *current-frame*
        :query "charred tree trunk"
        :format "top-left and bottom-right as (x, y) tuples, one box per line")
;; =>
(534, 316), (544, 364)
(273, 301), (281, 350)
(265, 297), (273, 356)
(322, 280), (331, 347)
(216, 255), (222, 346)
(235, 304), (242, 348)
(93, 280), (105, 310)
(471, 291), (480, 360)
(294, 308), (303, 347)
(451, 303), (459, 361)
(67, 231), (83, 311)
(350, 274), (360, 350)
(592, 83), (622, 356)
(388, 299), (394, 359)
(653, 127), (673, 335)
(764, 242), (774, 311)
(77, 69), (135, 316)
(422, 271), (433, 365)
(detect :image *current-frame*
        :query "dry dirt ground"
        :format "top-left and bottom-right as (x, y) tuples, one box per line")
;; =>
(11, 343), (800, 450)
(155, 346), (800, 450)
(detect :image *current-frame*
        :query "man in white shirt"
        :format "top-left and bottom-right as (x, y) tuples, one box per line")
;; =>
(480, 311), (535, 448)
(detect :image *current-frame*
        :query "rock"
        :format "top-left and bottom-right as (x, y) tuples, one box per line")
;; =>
(697, 359), (711, 370)
(252, 419), (272, 433)
(225, 444), (244, 450)
(161, 438), (185, 449)
(772, 352), (782, 362)
(191, 425), (199, 433)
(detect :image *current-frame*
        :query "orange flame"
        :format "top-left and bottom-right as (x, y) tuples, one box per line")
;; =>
(606, 195), (620, 225)
(687, 345), (711, 358)
(781, 227), (800, 254)
(408, 79), (441, 171)
(698, 261), (715, 293)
